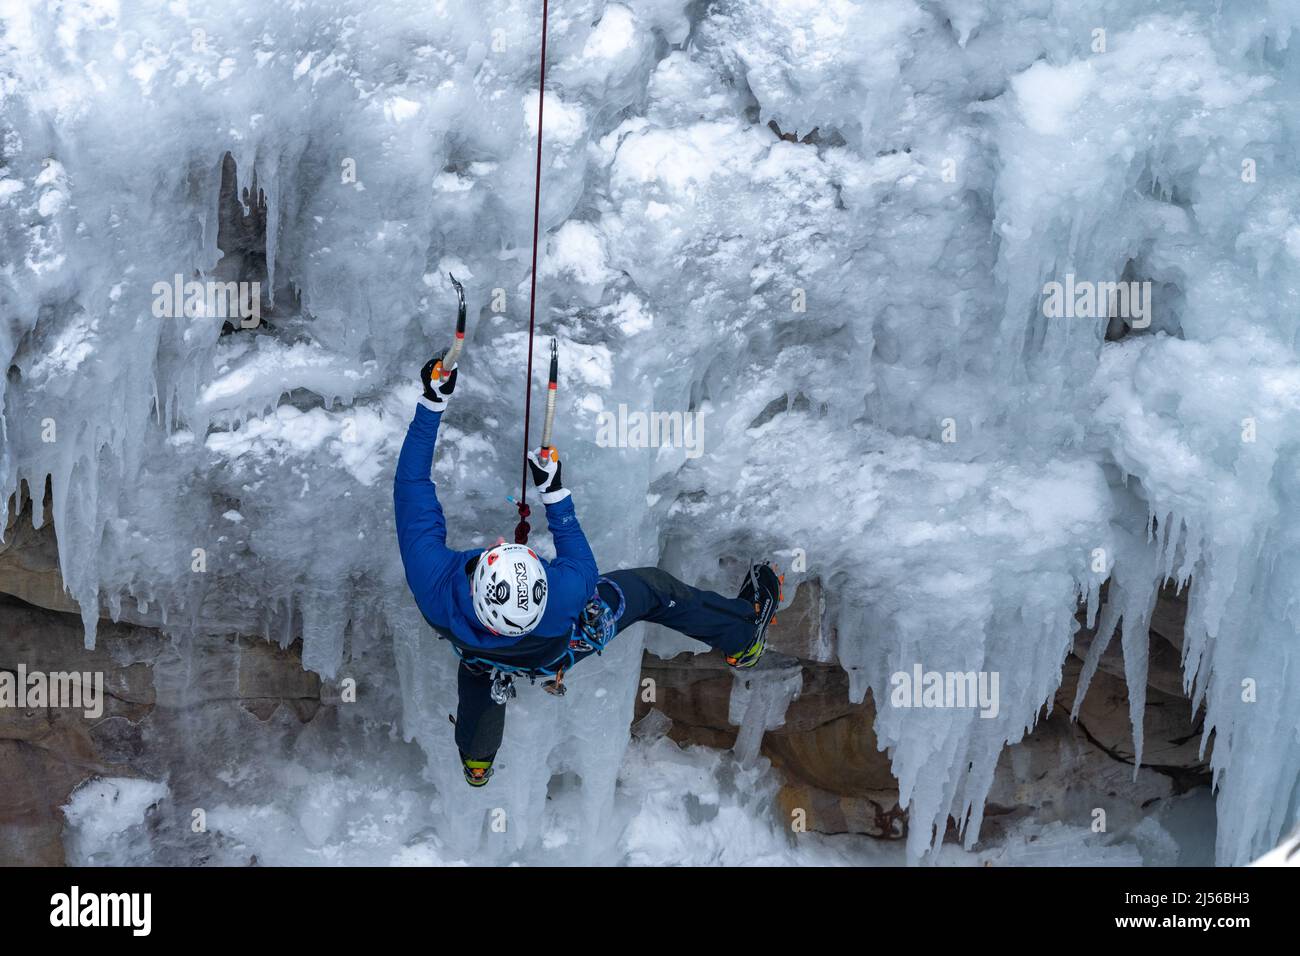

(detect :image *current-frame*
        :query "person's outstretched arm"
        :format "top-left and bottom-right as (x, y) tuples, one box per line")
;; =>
(393, 357), (461, 609)
(528, 447), (599, 596)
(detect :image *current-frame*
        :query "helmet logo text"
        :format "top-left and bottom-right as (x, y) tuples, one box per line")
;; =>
(514, 561), (529, 610)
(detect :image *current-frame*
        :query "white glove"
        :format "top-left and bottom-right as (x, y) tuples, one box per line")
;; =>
(419, 352), (458, 413)
(527, 447), (569, 504)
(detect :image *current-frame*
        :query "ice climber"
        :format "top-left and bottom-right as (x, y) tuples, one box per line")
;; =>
(394, 352), (783, 787)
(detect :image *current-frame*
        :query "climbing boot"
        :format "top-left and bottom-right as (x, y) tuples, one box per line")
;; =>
(726, 563), (782, 669)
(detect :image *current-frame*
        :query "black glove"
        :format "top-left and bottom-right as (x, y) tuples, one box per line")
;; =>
(419, 351), (458, 412)
(527, 446), (569, 504)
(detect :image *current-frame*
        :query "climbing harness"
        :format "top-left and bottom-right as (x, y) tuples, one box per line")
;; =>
(455, 575), (626, 698)
(541, 569), (619, 695)
(490, 669), (517, 706)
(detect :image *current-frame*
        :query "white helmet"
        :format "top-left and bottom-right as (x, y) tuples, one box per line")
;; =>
(471, 543), (548, 636)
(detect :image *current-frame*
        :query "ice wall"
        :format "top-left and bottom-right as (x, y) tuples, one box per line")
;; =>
(2, 0), (1299, 864)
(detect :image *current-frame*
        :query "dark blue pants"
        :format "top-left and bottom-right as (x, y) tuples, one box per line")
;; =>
(454, 567), (757, 760)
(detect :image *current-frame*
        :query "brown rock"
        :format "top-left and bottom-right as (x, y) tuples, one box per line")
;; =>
(1057, 655), (1208, 783)
(0, 593), (327, 864)
(236, 636), (322, 722)
(777, 782), (905, 838)
(0, 481), (80, 616)
(638, 575), (1212, 843)
(767, 579), (835, 662)
(637, 643), (900, 836)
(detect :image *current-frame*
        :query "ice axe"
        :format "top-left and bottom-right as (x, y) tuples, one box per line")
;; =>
(431, 273), (467, 383)
(540, 337), (559, 455)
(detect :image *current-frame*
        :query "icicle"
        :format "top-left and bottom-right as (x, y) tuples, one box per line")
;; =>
(1071, 596), (1121, 718)
(727, 662), (802, 768)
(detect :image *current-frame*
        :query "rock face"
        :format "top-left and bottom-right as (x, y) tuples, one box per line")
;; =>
(0, 593), (321, 865)
(2, 484), (378, 863)
(1, 480), (1212, 860)
(0, 481), (80, 617)
(633, 580), (903, 835)
(633, 648), (904, 837)
(0, 602), (154, 865)
(636, 578), (1212, 849)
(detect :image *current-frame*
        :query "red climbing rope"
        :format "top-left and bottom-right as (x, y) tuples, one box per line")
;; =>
(514, 0), (550, 546)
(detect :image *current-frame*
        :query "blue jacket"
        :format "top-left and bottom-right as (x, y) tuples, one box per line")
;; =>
(394, 401), (600, 668)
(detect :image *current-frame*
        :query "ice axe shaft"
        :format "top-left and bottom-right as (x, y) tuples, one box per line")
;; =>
(513, 338), (556, 547)
(540, 337), (558, 452)
(432, 273), (467, 383)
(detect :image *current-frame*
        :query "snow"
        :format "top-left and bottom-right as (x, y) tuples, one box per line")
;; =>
(62, 777), (170, 864)
(582, 5), (636, 60)
(540, 220), (617, 287)
(523, 90), (586, 146)
(53, 729), (1165, 866)
(3, 0), (1299, 866)
(1251, 827), (1300, 867)
(1011, 61), (1095, 136)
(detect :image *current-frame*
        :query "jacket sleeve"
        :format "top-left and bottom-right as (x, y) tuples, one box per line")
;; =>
(394, 401), (458, 607)
(543, 495), (599, 598)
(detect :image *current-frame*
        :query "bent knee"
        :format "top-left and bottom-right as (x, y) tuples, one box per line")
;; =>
(617, 567), (694, 603)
